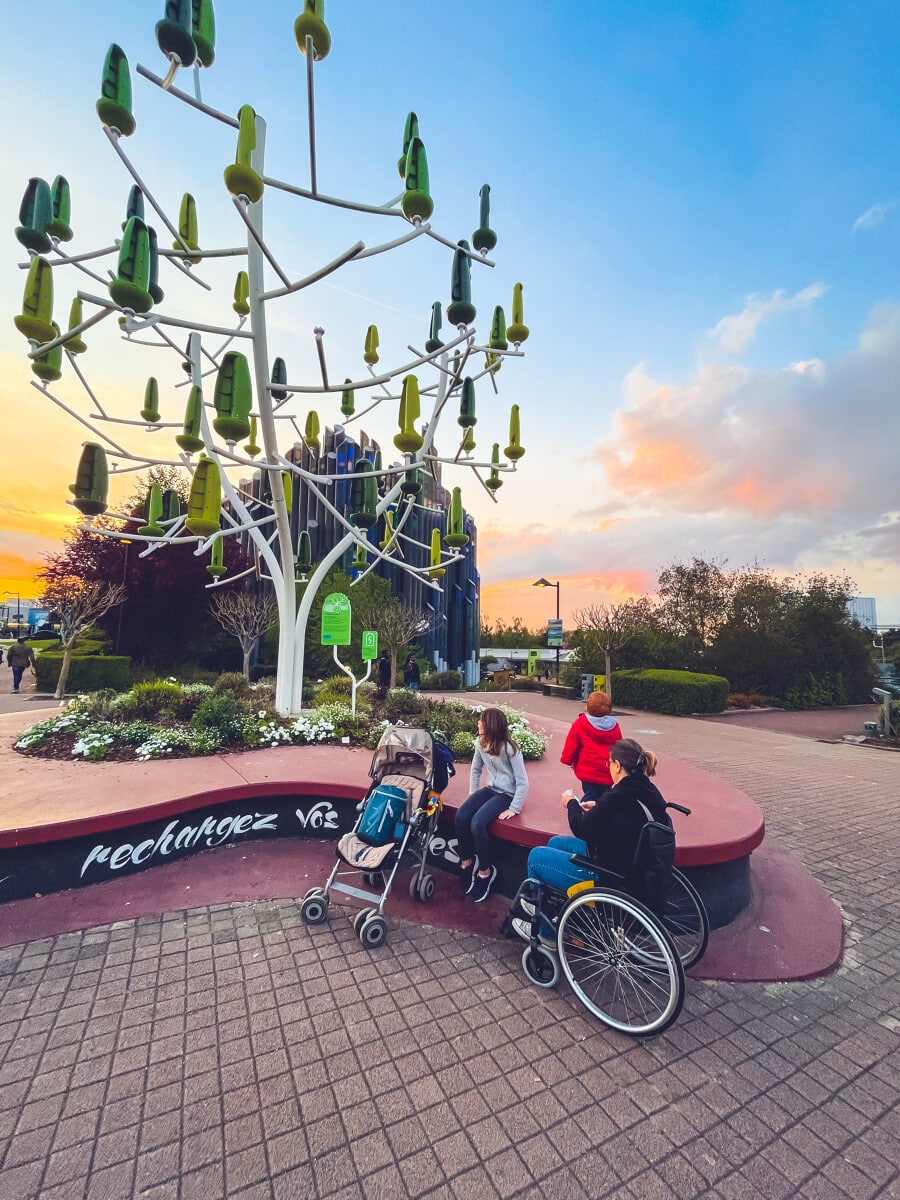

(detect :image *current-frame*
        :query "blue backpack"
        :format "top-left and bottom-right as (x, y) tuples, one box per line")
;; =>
(357, 784), (408, 846)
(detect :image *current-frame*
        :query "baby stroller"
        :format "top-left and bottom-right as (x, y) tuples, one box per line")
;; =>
(502, 800), (709, 1037)
(300, 725), (454, 948)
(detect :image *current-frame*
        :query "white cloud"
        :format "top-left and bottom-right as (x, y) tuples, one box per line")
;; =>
(707, 283), (829, 355)
(851, 201), (895, 233)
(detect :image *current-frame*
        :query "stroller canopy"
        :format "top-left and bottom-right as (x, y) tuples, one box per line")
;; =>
(369, 725), (435, 785)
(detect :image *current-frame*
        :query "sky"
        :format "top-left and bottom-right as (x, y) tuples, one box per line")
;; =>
(2, 1), (899, 632)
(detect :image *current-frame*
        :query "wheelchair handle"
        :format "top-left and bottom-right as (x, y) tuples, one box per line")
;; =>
(665, 802), (692, 816)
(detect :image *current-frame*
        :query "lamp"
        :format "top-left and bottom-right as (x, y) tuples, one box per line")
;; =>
(532, 577), (561, 681)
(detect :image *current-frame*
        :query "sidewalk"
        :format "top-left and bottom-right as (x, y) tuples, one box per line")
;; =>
(0, 701), (898, 1198)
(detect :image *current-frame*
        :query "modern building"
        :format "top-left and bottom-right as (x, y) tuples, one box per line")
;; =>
(847, 597), (878, 631)
(243, 425), (481, 684)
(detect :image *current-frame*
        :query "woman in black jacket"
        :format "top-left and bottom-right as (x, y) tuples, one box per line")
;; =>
(511, 739), (669, 942)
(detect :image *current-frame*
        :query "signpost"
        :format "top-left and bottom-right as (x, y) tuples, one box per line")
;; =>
(321, 593), (352, 646)
(527, 648), (541, 677)
(547, 619), (564, 646)
(361, 631), (378, 661)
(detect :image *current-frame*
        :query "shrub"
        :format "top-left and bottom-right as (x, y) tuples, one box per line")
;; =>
(417, 699), (476, 742)
(14, 710), (92, 751)
(134, 729), (191, 760)
(175, 682), (215, 718)
(117, 719), (158, 746)
(420, 670), (462, 691)
(213, 672), (255, 700)
(451, 731), (475, 757)
(383, 687), (424, 718)
(35, 654), (132, 694)
(509, 675), (544, 691)
(71, 723), (117, 761)
(314, 674), (353, 705)
(611, 669), (730, 716)
(190, 692), (245, 741)
(130, 680), (185, 719)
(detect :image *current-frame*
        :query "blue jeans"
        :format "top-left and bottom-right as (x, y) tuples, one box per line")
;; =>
(526, 836), (597, 937)
(11, 666), (26, 692)
(454, 788), (511, 872)
(527, 836), (596, 893)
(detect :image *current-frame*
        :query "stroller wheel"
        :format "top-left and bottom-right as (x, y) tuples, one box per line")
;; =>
(359, 913), (387, 949)
(410, 873), (435, 903)
(522, 945), (560, 989)
(300, 893), (329, 925)
(362, 872), (384, 889)
(303, 886), (324, 901)
(353, 907), (375, 935)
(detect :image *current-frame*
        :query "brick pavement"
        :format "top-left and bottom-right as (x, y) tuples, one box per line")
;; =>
(1, 714), (899, 1199)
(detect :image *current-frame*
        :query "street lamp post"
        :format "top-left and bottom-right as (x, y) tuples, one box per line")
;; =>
(533, 577), (561, 681)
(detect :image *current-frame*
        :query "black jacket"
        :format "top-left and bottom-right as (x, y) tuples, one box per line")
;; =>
(566, 772), (670, 880)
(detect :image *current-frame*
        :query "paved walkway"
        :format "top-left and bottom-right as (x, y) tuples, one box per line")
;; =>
(1, 701), (898, 1198)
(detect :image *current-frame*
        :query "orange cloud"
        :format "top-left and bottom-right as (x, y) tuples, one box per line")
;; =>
(480, 570), (654, 629)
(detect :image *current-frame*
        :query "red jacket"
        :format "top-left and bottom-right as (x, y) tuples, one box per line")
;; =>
(560, 714), (622, 786)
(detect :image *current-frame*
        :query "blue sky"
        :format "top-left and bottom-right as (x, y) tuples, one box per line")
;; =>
(2, 1), (898, 627)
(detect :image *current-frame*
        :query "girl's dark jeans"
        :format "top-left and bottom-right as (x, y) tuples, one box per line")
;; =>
(454, 788), (512, 873)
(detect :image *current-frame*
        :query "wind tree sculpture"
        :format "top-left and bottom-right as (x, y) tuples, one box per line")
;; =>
(12, 2), (530, 716)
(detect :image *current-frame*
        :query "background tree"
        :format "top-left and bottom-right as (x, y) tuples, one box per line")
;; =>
(353, 594), (437, 689)
(571, 599), (656, 703)
(657, 557), (737, 667)
(38, 579), (126, 699)
(480, 617), (545, 648)
(210, 590), (278, 679)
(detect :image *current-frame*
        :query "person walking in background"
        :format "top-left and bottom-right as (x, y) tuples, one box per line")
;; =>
(456, 707), (529, 903)
(376, 651), (391, 697)
(7, 638), (36, 694)
(560, 690), (622, 801)
(403, 655), (421, 692)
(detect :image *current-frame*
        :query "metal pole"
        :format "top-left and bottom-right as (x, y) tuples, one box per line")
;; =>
(555, 581), (560, 682)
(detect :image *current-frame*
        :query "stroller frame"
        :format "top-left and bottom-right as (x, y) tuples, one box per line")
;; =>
(300, 726), (444, 948)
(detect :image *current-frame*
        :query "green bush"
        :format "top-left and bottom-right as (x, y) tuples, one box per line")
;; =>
(383, 687), (424, 718)
(421, 670), (462, 691)
(130, 680), (184, 718)
(213, 672), (255, 700)
(611, 669), (730, 715)
(190, 692), (245, 741)
(417, 699), (477, 742)
(314, 674), (354, 704)
(35, 654), (131, 694)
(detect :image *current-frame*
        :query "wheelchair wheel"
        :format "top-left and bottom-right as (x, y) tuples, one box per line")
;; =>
(557, 888), (684, 1037)
(522, 945), (559, 989)
(660, 868), (709, 968)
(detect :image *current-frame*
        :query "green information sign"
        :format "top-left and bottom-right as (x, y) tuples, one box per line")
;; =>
(361, 630), (378, 661)
(526, 648), (541, 677)
(321, 592), (351, 646)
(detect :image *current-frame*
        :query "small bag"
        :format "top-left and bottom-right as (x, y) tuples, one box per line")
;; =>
(357, 784), (407, 846)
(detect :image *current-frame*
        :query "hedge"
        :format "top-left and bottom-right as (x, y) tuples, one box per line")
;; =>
(612, 669), (729, 716)
(35, 654), (132, 694)
(420, 670), (462, 691)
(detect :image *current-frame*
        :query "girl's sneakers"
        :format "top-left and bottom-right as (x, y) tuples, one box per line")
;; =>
(460, 858), (478, 896)
(470, 865), (497, 903)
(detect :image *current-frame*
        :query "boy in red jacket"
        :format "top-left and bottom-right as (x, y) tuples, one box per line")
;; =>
(559, 691), (622, 801)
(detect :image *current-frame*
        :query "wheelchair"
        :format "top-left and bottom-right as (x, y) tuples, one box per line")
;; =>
(503, 802), (710, 1037)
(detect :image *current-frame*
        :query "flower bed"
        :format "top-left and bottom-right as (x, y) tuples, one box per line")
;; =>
(13, 677), (548, 764)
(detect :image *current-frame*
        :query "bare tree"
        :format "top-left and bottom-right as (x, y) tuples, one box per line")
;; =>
(38, 579), (126, 700)
(354, 596), (436, 689)
(572, 599), (656, 704)
(210, 591), (278, 679)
